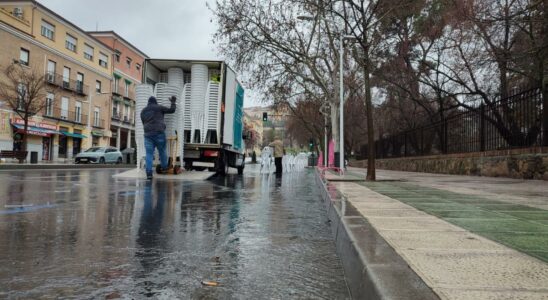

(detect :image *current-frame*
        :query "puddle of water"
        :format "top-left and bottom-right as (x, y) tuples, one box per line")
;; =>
(0, 168), (350, 299)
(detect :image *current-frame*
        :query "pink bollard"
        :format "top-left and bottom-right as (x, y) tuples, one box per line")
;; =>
(328, 139), (335, 167)
(317, 151), (324, 168)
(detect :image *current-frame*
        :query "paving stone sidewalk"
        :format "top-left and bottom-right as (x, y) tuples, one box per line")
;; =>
(329, 168), (548, 300)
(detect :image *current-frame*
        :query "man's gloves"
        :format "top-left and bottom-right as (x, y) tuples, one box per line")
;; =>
(170, 96), (177, 103)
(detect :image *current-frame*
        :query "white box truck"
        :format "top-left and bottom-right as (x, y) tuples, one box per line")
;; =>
(143, 59), (247, 174)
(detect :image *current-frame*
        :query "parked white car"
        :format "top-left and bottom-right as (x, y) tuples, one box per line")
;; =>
(75, 147), (123, 164)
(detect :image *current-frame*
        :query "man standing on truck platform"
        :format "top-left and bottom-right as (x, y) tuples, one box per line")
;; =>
(269, 138), (284, 175)
(141, 95), (176, 180)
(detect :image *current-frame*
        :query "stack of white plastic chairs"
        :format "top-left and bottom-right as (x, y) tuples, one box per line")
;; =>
(204, 81), (221, 143)
(135, 84), (154, 168)
(296, 153), (308, 170)
(260, 147), (273, 174)
(182, 83), (192, 140)
(282, 155), (290, 172)
(167, 68), (185, 161)
(135, 63), (229, 170)
(190, 64), (208, 143)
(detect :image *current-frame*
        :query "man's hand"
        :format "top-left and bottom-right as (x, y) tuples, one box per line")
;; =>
(170, 96), (177, 103)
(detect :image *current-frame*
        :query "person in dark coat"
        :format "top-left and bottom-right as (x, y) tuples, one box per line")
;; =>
(140, 95), (176, 179)
(268, 139), (284, 175)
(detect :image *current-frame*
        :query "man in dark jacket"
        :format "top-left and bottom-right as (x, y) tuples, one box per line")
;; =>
(140, 95), (176, 179)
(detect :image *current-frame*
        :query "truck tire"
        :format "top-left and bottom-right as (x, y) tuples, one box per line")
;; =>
(237, 164), (244, 175)
(216, 151), (226, 175)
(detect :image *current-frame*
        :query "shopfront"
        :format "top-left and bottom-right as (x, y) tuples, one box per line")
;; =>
(91, 130), (103, 147)
(58, 126), (69, 159)
(60, 129), (87, 156)
(42, 136), (51, 160)
(10, 118), (60, 161)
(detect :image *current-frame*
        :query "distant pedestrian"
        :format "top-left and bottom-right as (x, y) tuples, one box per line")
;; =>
(269, 139), (284, 175)
(140, 95), (176, 180)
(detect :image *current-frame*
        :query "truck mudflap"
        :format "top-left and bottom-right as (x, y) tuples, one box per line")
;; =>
(235, 156), (244, 167)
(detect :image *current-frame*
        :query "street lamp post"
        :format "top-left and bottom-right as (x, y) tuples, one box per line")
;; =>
(339, 34), (355, 173)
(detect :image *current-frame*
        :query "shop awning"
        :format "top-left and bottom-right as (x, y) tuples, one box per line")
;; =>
(91, 131), (104, 137)
(12, 124), (59, 137)
(60, 131), (87, 139)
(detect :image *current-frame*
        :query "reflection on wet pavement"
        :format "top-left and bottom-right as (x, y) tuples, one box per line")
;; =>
(0, 167), (349, 299)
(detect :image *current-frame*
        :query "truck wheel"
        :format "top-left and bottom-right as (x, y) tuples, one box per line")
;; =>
(216, 152), (227, 175)
(237, 164), (244, 175)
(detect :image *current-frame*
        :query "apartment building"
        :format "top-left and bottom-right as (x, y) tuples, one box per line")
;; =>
(0, 0), (113, 162)
(88, 31), (148, 152)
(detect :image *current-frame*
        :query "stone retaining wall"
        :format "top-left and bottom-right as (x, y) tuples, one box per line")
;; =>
(351, 148), (548, 180)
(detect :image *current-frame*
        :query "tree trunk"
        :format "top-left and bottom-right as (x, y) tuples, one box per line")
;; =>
(330, 102), (339, 155)
(21, 117), (28, 164)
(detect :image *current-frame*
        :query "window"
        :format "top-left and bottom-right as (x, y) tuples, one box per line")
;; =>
(112, 102), (119, 118)
(114, 77), (119, 93)
(94, 107), (100, 127)
(99, 52), (108, 68)
(76, 73), (84, 93)
(124, 104), (130, 121)
(61, 97), (69, 120)
(46, 60), (56, 82)
(114, 50), (121, 62)
(84, 44), (94, 61)
(126, 57), (132, 69)
(96, 80), (101, 93)
(19, 48), (29, 66)
(65, 34), (77, 52)
(63, 67), (70, 89)
(136, 63), (141, 71)
(75, 101), (82, 123)
(41, 20), (55, 40)
(124, 81), (129, 97)
(45, 93), (54, 116)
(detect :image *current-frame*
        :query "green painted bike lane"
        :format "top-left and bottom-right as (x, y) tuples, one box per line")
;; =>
(356, 180), (548, 263)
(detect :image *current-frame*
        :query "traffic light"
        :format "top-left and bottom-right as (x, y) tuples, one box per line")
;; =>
(262, 112), (268, 122)
(309, 138), (314, 151)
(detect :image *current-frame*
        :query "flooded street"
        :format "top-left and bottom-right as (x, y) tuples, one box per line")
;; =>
(0, 166), (349, 299)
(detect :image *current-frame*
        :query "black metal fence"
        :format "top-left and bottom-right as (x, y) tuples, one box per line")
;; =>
(363, 87), (546, 159)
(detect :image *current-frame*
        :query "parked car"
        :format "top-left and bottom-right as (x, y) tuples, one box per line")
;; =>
(75, 147), (123, 164)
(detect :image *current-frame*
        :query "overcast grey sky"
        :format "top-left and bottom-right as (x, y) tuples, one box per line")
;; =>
(39, 0), (262, 107)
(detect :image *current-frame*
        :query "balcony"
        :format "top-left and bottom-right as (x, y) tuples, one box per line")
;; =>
(122, 115), (134, 125)
(111, 111), (135, 126)
(112, 81), (135, 100)
(92, 116), (105, 129)
(111, 111), (122, 121)
(44, 107), (87, 125)
(46, 72), (89, 96)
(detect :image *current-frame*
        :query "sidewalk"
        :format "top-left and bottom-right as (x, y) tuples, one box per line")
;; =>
(321, 168), (548, 300)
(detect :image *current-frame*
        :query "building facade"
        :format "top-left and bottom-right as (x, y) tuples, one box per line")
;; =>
(88, 31), (147, 152)
(0, 1), (113, 162)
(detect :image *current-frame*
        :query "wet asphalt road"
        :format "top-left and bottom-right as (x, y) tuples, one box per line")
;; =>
(0, 166), (349, 299)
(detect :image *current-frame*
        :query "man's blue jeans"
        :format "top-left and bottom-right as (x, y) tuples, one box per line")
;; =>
(144, 132), (168, 174)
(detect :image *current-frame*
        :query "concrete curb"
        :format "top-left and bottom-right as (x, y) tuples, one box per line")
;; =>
(315, 170), (440, 300)
(0, 164), (134, 170)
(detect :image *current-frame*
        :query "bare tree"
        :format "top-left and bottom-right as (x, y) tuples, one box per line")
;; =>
(211, 0), (351, 153)
(0, 63), (52, 161)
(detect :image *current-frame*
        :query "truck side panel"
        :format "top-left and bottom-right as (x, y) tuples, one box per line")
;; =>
(233, 84), (244, 150)
(222, 68), (237, 147)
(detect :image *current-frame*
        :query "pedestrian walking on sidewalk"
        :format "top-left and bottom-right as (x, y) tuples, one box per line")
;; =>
(140, 95), (176, 180)
(269, 139), (284, 175)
